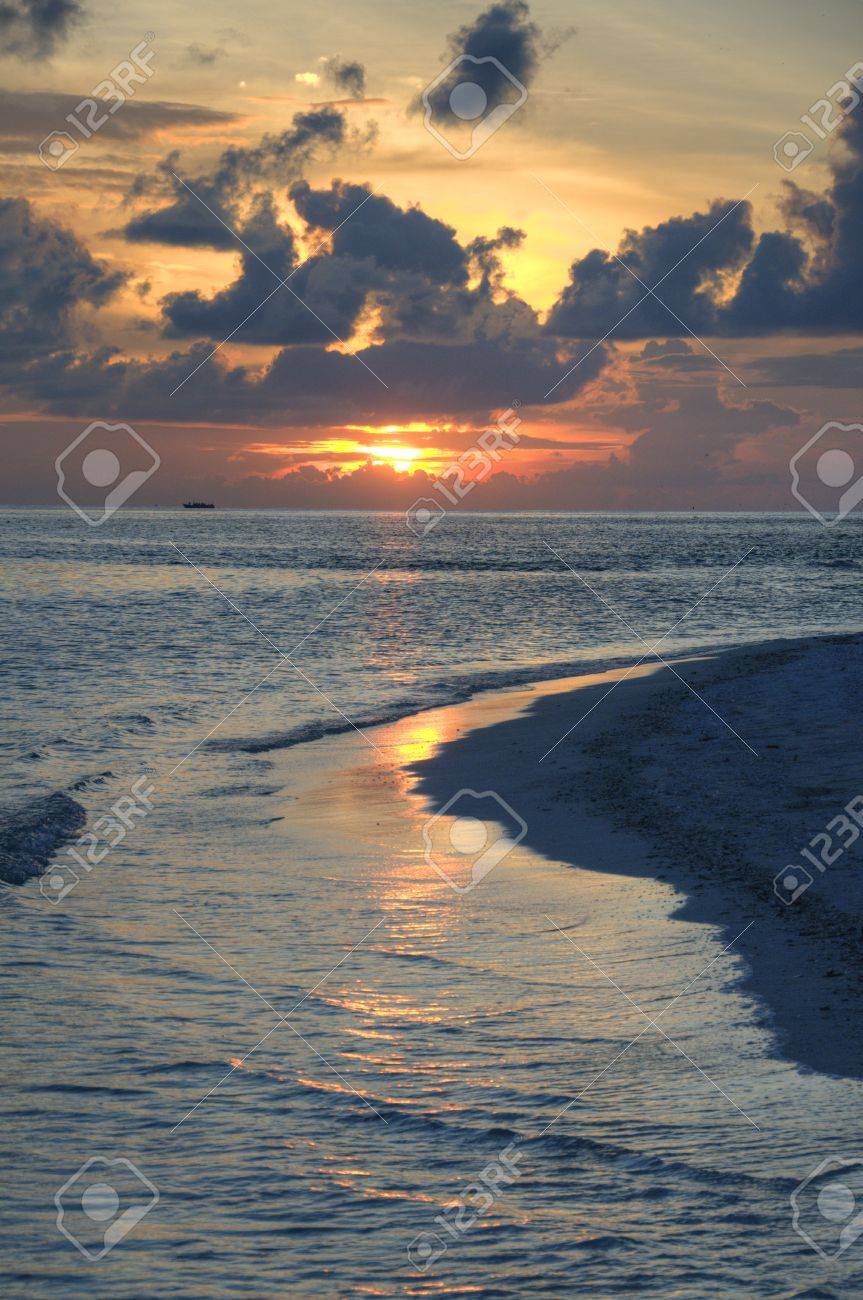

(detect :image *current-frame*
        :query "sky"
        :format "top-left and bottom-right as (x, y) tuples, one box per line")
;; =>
(1, 0), (862, 510)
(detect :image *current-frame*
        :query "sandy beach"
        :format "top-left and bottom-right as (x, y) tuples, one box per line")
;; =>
(413, 632), (863, 1081)
(5, 623), (863, 1294)
(6, 504), (863, 1295)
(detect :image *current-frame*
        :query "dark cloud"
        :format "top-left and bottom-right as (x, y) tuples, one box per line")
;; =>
(321, 56), (366, 98)
(8, 329), (606, 427)
(754, 346), (863, 389)
(546, 199), (754, 339)
(162, 194), (372, 345)
(0, 89), (237, 153)
(291, 179), (467, 281)
(777, 179), (835, 243)
(185, 43), (225, 67)
(0, 156), (582, 410)
(414, 0), (545, 126)
(0, 0), (83, 59)
(548, 103), (863, 340)
(466, 225), (524, 289)
(160, 178), (539, 353)
(0, 196), (123, 372)
(123, 108), (347, 250)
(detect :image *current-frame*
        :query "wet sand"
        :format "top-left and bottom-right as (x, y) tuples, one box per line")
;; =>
(412, 633), (863, 1080)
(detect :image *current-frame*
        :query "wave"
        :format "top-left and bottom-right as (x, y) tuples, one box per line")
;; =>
(287, 1078), (794, 1194)
(68, 769), (115, 792)
(206, 636), (768, 756)
(0, 791), (86, 886)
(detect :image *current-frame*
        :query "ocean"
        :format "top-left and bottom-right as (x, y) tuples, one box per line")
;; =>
(2, 507), (863, 1296)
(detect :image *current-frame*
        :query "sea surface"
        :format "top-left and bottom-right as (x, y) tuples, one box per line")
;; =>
(2, 507), (863, 1297)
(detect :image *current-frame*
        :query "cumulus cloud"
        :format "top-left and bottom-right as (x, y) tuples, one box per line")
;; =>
(2, 44), (860, 516)
(161, 193), (372, 345)
(123, 108), (348, 250)
(158, 177), (536, 351)
(0, 0), (83, 59)
(0, 141), (606, 424)
(546, 199), (755, 339)
(0, 197), (123, 373)
(415, 0), (544, 123)
(321, 56), (366, 98)
(291, 179), (467, 281)
(548, 102), (863, 340)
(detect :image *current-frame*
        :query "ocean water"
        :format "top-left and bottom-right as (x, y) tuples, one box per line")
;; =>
(4, 507), (863, 813)
(2, 507), (863, 1297)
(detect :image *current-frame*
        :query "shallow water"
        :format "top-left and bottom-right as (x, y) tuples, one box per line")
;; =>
(3, 507), (863, 814)
(3, 509), (863, 1296)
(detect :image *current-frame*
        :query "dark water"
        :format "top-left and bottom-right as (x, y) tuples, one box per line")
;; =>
(3, 507), (862, 806)
(2, 508), (863, 1297)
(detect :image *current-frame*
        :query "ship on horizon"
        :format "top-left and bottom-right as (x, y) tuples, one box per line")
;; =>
(182, 501), (215, 509)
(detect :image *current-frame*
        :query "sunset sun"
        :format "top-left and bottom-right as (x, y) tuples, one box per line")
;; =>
(362, 444), (424, 474)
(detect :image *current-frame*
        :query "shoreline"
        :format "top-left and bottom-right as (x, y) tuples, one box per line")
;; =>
(410, 630), (863, 1080)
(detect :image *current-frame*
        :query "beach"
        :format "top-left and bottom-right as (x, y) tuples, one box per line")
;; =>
(2, 634), (863, 1294)
(4, 510), (863, 1296)
(414, 632), (863, 1081)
